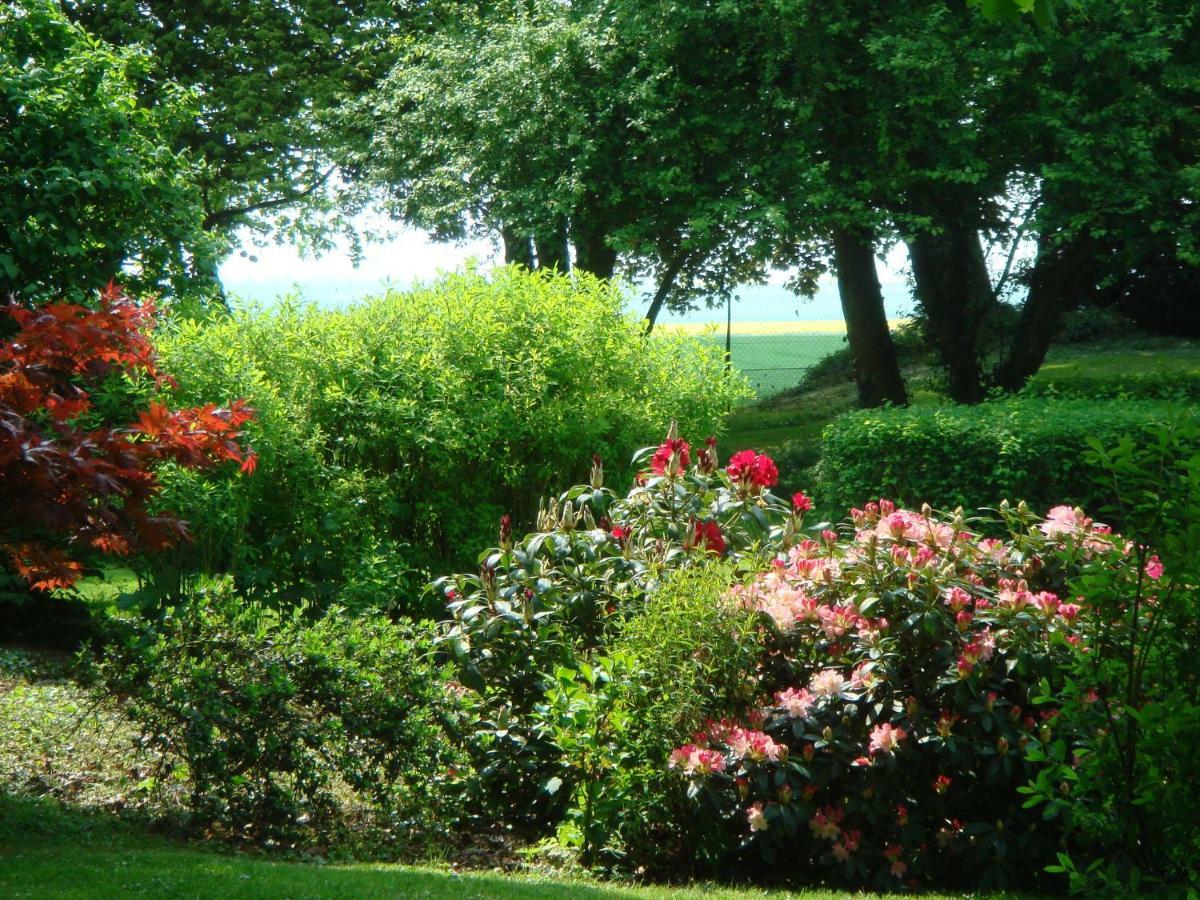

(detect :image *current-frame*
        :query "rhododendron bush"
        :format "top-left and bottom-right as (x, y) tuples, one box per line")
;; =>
(435, 428), (1187, 889)
(435, 430), (798, 825)
(0, 283), (254, 595)
(670, 499), (1152, 891)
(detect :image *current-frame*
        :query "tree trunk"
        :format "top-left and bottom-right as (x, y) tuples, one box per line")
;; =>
(907, 225), (993, 404)
(534, 220), (570, 272)
(572, 223), (617, 279)
(502, 226), (534, 269)
(992, 234), (1095, 392)
(832, 228), (908, 407)
(643, 251), (688, 333)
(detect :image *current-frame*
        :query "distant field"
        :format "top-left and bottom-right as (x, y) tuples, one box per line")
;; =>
(664, 323), (852, 397)
(661, 319), (907, 336)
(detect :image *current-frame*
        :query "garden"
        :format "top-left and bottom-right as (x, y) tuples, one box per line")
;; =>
(3, 1), (1199, 898)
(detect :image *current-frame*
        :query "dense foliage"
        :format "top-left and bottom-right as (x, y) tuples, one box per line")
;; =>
(97, 596), (463, 848)
(62, 0), (414, 270)
(0, 1), (214, 301)
(818, 399), (1196, 517)
(152, 268), (747, 611)
(0, 282), (253, 600)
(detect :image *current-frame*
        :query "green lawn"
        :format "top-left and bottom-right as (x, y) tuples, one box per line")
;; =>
(0, 814), (1006, 900)
(2, 793), (986, 900)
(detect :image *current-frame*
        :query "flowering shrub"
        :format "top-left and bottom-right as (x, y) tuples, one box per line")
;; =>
(0, 283), (253, 596)
(667, 498), (1143, 891)
(435, 429), (797, 827)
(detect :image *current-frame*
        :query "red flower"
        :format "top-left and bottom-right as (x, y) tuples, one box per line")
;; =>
(691, 519), (726, 555)
(792, 491), (813, 512)
(650, 438), (691, 477)
(726, 450), (778, 490)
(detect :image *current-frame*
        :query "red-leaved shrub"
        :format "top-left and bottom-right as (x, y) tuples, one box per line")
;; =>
(0, 282), (254, 591)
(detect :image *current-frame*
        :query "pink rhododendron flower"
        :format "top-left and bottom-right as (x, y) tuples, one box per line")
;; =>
(1146, 555), (1164, 580)
(792, 490), (813, 512)
(809, 668), (845, 698)
(668, 744), (726, 777)
(727, 727), (786, 763)
(775, 687), (815, 718)
(944, 586), (972, 612)
(808, 805), (843, 840)
(1057, 602), (1081, 625)
(746, 801), (769, 832)
(868, 723), (907, 755)
(818, 604), (860, 639)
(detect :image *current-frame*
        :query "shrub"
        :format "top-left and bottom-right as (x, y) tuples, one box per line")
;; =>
(154, 268), (748, 612)
(670, 500), (1153, 892)
(1024, 416), (1200, 894)
(96, 595), (464, 848)
(1023, 362), (1200, 402)
(533, 565), (761, 870)
(0, 283), (253, 600)
(818, 398), (1197, 519)
(436, 433), (800, 830)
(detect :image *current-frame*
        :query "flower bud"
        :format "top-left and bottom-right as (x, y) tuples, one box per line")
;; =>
(822, 726), (834, 743)
(590, 453), (604, 489)
(499, 514), (513, 553)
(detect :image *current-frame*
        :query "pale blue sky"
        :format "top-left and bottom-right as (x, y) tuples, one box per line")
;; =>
(218, 220), (918, 323)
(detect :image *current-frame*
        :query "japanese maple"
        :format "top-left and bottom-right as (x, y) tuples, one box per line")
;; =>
(0, 282), (254, 591)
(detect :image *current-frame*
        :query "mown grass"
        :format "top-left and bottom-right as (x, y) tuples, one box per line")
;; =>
(0, 794), (1012, 900)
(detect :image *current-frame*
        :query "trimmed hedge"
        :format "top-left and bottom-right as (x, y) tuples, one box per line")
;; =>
(152, 267), (749, 613)
(818, 398), (1197, 515)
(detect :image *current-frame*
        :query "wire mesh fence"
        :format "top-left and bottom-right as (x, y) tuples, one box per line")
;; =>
(672, 325), (850, 398)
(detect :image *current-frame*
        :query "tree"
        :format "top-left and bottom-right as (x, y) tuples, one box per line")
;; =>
(0, 282), (255, 597)
(62, 0), (413, 282)
(0, 1), (214, 303)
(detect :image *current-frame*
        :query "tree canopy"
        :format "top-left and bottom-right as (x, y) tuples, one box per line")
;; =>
(0, 0), (213, 302)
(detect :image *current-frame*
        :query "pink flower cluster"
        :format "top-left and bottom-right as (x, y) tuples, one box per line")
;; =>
(668, 744), (726, 776)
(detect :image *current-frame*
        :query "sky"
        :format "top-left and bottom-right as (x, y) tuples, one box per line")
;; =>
(219, 220), (918, 324)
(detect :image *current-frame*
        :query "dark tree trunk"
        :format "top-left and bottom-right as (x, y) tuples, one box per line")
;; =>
(907, 225), (994, 404)
(534, 220), (570, 272)
(993, 234), (1095, 392)
(832, 228), (908, 407)
(643, 251), (688, 333)
(502, 227), (535, 269)
(572, 224), (617, 279)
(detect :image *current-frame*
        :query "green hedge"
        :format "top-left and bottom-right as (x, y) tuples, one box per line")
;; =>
(818, 398), (1197, 516)
(154, 267), (748, 613)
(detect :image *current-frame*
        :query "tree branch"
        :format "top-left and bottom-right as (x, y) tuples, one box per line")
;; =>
(202, 167), (336, 231)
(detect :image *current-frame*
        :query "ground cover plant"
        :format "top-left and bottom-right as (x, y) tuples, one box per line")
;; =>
(152, 267), (747, 613)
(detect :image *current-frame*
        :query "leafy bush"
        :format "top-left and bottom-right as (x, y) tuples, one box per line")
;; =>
(154, 268), (748, 612)
(1023, 362), (1200, 401)
(96, 595), (464, 848)
(531, 565), (761, 870)
(436, 433), (801, 830)
(669, 500), (1160, 892)
(1025, 416), (1200, 894)
(818, 398), (1197, 518)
